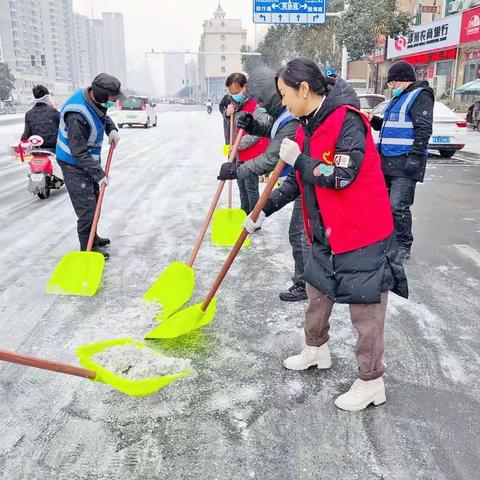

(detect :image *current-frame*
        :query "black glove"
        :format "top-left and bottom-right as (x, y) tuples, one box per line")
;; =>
(236, 112), (255, 132)
(217, 162), (238, 181)
(404, 156), (421, 176)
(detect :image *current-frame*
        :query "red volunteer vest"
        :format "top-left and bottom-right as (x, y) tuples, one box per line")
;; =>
(295, 105), (394, 254)
(237, 98), (269, 162)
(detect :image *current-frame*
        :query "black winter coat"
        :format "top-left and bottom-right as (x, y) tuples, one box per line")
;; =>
(371, 81), (434, 182)
(22, 103), (60, 149)
(263, 78), (408, 303)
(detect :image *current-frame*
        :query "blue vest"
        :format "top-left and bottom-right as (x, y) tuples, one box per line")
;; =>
(272, 108), (295, 178)
(379, 87), (427, 157)
(56, 89), (105, 167)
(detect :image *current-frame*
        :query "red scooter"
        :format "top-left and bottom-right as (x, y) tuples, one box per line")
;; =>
(12, 135), (64, 199)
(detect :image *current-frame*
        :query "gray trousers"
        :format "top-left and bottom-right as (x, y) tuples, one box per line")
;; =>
(237, 170), (259, 215)
(289, 197), (310, 284)
(305, 283), (388, 381)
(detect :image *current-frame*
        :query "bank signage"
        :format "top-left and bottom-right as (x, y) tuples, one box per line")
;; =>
(387, 15), (462, 59)
(460, 6), (480, 44)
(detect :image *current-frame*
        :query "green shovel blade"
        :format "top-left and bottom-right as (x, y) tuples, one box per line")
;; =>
(145, 298), (217, 339)
(45, 251), (105, 296)
(143, 261), (195, 318)
(211, 208), (250, 247)
(76, 338), (191, 397)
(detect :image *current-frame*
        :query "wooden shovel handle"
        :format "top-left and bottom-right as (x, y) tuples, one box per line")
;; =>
(201, 160), (286, 311)
(0, 348), (96, 380)
(187, 180), (225, 267)
(227, 113), (236, 209)
(86, 143), (115, 252)
(186, 125), (246, 267)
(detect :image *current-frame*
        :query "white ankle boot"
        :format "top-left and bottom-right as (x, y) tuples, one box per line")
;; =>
(283, 344), (332, 370)
(334, 377), (386, 411)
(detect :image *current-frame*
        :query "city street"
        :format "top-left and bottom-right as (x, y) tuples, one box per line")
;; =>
(0, 106), (480, 479)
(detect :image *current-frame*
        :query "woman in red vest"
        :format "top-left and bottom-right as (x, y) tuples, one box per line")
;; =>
(245, 58), (408, 411)
(224, 72), (269, 214)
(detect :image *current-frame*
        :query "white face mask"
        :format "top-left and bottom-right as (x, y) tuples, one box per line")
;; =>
(34, 94), (50, 104)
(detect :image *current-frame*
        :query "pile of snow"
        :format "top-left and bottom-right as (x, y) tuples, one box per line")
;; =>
(92, 344), (191, 380)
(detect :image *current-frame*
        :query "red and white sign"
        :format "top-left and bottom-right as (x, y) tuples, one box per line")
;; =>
(460, 6), (480, 44)
(418, 5), (439, 13)
(387, 15), (462, 59)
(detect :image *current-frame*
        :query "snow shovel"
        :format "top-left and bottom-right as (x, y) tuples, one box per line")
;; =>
(0, 339), (191, 398)
(143, 123), (248, 318)
(142, 178), (227, 318)
(145, 160), (286, 339)
(211, 116), (250, 248)
(45, 144), (115, 296)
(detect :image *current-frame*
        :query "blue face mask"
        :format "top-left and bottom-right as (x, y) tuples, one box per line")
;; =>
(231, 92), (245, 102)
(101, 101), (115, 109)
(392, 87), (404, 97)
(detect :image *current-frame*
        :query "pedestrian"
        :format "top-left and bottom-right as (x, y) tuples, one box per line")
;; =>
(244, 58), (408, 411)
(21, 85), (60, 151)
(222, 72), (269, 215)
(217, 66), (310, 302)
(370, 60), (434, 262)
(55, 73), (121, 258)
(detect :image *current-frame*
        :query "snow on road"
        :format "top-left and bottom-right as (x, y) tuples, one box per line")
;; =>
(0, 108), (480, 479)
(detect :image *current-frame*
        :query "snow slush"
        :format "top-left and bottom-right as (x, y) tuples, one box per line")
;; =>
(92, 344), (191, 380)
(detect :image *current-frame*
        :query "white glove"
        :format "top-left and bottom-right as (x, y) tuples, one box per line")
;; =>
(108, 130), (120, 147)
(98, 175), (109, 187)
(243, 210), (266, 234)
(280, 138), (301, 167)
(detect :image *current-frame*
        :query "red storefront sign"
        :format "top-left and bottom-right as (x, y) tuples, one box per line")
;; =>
(461, 7), (480, 44)
(402, 47), (457, 65)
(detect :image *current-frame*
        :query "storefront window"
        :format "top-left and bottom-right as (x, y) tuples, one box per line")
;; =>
(434, 60), (453, 99)
(463, 62), (480, 84)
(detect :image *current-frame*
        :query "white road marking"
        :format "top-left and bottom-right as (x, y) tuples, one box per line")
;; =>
(454, 244), (480, 269)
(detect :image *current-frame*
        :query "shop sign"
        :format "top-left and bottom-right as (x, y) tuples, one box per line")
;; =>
(374, 35), (386, 63)
(387, 15), (462, 59)
(402, 47), (457, 65)
(460, 6), (480, 44)
(465, 48), (480, 60)
(419, 5), (440, 13)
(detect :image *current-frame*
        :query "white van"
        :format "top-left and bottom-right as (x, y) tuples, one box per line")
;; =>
(117, 96), (157, 128)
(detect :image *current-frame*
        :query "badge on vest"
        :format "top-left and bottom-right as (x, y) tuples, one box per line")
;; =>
(333, 154), (351, 168)
(313, 164), (335, 177)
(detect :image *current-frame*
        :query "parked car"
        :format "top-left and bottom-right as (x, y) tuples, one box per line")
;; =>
(358, 94), (385, 116)
(370, 100), (466, 158)
(116, 95), (157, 128)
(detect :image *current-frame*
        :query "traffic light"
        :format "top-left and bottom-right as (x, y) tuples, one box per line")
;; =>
(31, 55), (35, 66)
(40, 54), (45, 66)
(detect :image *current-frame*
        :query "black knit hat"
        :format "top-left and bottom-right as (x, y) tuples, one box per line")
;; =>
(387, 61), (416, 83)
(91, 73), (122, 103)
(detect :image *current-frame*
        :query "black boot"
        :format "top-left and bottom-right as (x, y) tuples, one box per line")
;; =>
(94, 234), (110, 247)
(279, 281), (308, 301)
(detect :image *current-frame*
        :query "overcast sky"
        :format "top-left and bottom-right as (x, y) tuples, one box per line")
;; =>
(72, 0), (266, 94)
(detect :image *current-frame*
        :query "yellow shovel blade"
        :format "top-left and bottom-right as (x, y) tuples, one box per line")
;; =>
(145, 298), (217, 339)
(211, 208), (250, 247)
(45, 251), (105, 296)
(76, 338), (191, 397)
(143, 261), (195, 318)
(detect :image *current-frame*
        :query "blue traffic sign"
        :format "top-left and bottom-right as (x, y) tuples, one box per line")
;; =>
(325, 66), (335, 76)
(253, 0), (327, 24)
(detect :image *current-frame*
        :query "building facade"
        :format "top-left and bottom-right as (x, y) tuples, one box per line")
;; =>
(102, 12), (127, 85)
(198, 4), (247, 101)
(164, 53), (185, 97)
